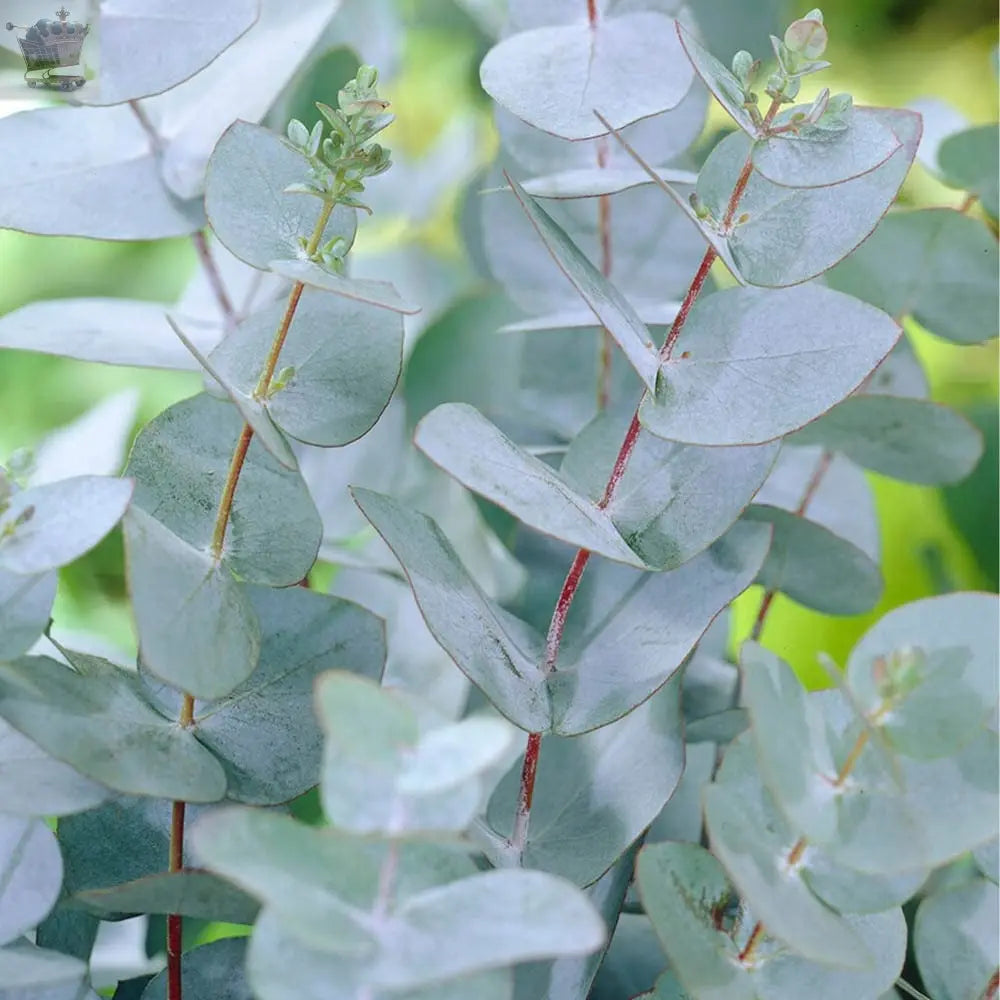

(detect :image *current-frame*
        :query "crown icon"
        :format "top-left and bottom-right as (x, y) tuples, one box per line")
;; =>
(5, 8), (91, 92)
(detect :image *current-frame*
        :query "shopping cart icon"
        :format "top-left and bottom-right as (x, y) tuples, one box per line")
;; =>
(5, 7), (90, 91)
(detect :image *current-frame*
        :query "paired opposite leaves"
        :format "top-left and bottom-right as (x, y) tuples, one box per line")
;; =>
(353, 488), (767, 735)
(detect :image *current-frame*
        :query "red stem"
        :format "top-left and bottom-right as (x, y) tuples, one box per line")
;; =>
(166, 799), (186, 1000)
(509, 93), (786, 854)
(587, 0), (598, 26)
(982, 969), (999, 1000)
(750, 449), (832, 643)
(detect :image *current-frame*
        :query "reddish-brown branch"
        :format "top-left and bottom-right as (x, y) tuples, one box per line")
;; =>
(587, 0), (598, 26)
(982, 969), (999, 1000)
(192, 230), (237, 333)
(510, 103), (781, 849)
(750, 449), (833, 643)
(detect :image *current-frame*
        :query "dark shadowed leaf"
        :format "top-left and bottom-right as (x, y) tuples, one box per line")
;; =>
(0, 476), (133, 575)
(638, 285), (900, 445)
(207, 289), (403, 447)
(143, 586), (385, 804)
(754, 445), (878, 560)
(486, 678), (684, 886)
(0, 656), (226, 802)
(124, 507), (260, 701)
(141, 937), (253, 1000)
(75, 870), (259, 925)
(938, 124), (999, 218)
(480, 13), (692, 140)
(743, 505), (883, 615)
(789, 395), (984, 485)
(825, 209), (999, 344)
(205, 121), (357, 270)
(124, 393), (322, 586)
(60, 797), (211, 899)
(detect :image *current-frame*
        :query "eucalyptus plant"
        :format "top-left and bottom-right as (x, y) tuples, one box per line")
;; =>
(0, 2), (996, 1000)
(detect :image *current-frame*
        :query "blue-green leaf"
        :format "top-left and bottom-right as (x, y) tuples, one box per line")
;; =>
(0, 817), (62, 946)
(638, 285), (900, 446)
(141, 938), (252, 1000)
(205, 121), (357, 270)
(480, 13), (692, 140)
(0, 476), (133, 575)
(504, 176), (661, 392)
(124, 393), (322, 586)
(0, 656), (226, 802)
(938, 124), (999, 219)
(826, 209), (999, 344)
(207, 289), (403, 448)
(0, 569), (56, 659)
(789, 395), (984, 485)
(124, 506), (261, 701)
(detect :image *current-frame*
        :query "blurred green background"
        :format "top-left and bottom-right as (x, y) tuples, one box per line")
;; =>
(0, 0), (996, 687)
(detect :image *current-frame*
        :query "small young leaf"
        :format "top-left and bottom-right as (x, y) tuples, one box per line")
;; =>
(826, 209), (999, 345)
(638, 285), (901, 445)
(480, 13), (692, 140)
(0, 476), (133, 575)
(0, 656), (226, 802)
(0, 816), (63, 946)
(504, 175), (661, 392)
(789, 395), (983, 485)
(675, 22), (758, 136)
(124, 506), (261, 701)
(205, 121), (358, 270)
